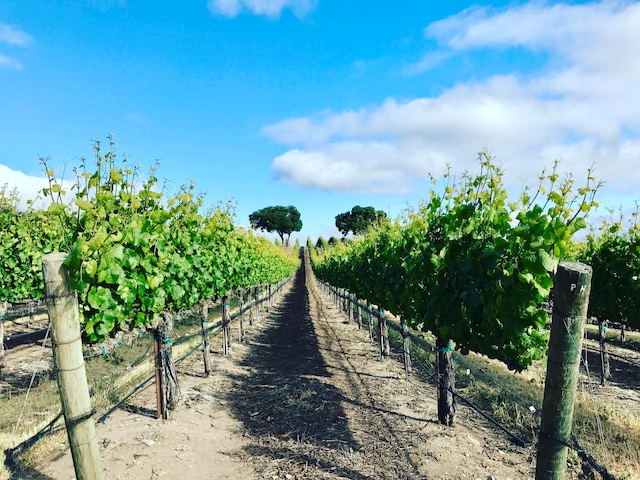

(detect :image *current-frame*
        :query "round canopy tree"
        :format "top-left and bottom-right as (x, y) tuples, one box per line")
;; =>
(335, 205), (388, 236)
(249, 205), (302, 245)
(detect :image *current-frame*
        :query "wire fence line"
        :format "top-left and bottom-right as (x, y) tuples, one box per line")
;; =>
(318, 279), (618, 480)
(3, 276), (292, 475)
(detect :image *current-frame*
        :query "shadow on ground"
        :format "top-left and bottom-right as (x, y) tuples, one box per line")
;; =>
(225, 259), (361, 465)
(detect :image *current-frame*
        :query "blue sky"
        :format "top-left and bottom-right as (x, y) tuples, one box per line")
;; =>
(1, 0), (639, 241)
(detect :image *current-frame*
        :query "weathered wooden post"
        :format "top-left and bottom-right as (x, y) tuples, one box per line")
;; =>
(402, 320), (412, 378)
(354, 297), (362, 329)
(28, 300), (36, 327)
(376, 308), (390, 358)
(156, 312), (181, 417)
(0, 301), (8, 373)
(0, 316), (4, 373)
(254, 287), (261, 323)
(581, 328), (589, 373)
(598, 319), (610, 386)
(221, 294), (231, 356)
(436, 337), (455, 426)
(42, 253), (104, 480)
(366, 301), (375, 343)
(153, 333), (165, 419)
(536, 261), (592, 480)
(201, 302), (212, 377)
(237, 290), (245, 344)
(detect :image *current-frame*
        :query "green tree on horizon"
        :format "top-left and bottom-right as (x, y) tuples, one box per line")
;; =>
(249, 205), (302, 246)
(335, 205), (388, 236)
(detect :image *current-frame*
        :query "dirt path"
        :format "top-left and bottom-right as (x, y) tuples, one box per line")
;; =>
(20, 256), (536, 479)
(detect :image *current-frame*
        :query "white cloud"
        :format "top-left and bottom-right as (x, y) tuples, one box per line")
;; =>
(403, 51), (451, 75)
(264, 1), (640, 197)
(208, 0), (316, 18)
(209, 0), (242, 17)
(0, 164), (54, 210)
(0, 54), (23, 70)
(0, 24), (32, 46)
(272, 141), (430, 193)
(0, 23), (32, 70)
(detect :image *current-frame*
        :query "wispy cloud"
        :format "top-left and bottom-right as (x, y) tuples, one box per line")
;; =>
(0, 23), (32, 46)
(0, 54), (23, 70)
(403, 51), (451, 75)
(264, 1), (640, 196)
(0, 23), (32, 70)
(208, 0), (317, 18)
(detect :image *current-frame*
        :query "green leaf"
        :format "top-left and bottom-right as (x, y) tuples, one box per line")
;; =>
(539, 250), (556, 272)
(75, 198), (93, 211)
(47, 203), (66, 215)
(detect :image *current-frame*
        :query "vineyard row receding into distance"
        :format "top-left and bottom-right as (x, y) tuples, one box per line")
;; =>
(307, 153), (640, 480)
(1, 275), (291, 476)
(1, 143), (640, 479)
(0, 139), (300, 479)
(3, 248), (639, 479)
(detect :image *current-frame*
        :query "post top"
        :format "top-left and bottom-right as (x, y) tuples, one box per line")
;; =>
(42, 252), (69, 263)
(558, 261), (592, 275)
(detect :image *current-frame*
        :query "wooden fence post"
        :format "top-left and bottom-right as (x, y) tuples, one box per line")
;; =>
(342, 290), (348, 314)
(42, 253), (104, 480)
(436, 337), (455, 426)
(366, 301), (375, 343)
(376, 308), (390, 358)
(599, 319), (610, 386)
(201, 302), (211, 377)
(402, 320), (412, 378)
(536, 261), (592, 480)
(222, 294), (231, 356)
(155, 312), (181, 417)
(0, 301), (8, 374)
(153, 333), (165, 419)
(237, 290), (245, 344)
(28, 300), (36, 327)
(254, 287), (261, 323)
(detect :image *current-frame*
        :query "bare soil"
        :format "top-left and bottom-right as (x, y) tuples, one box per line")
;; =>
(11, 259), (540, 480)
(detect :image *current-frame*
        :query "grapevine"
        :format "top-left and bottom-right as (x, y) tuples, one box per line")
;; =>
(0, 184), (70, 303)
(312, 152), (600, 370)
(580, 206), (640, 329)
(33, 136), (299, 342)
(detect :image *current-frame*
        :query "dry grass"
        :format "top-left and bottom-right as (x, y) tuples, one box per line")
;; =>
(4, 304), (639, 479)
(385, 324), (640, 479)
(0, 306), (233, 478)
(572, 390), (640, 479)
